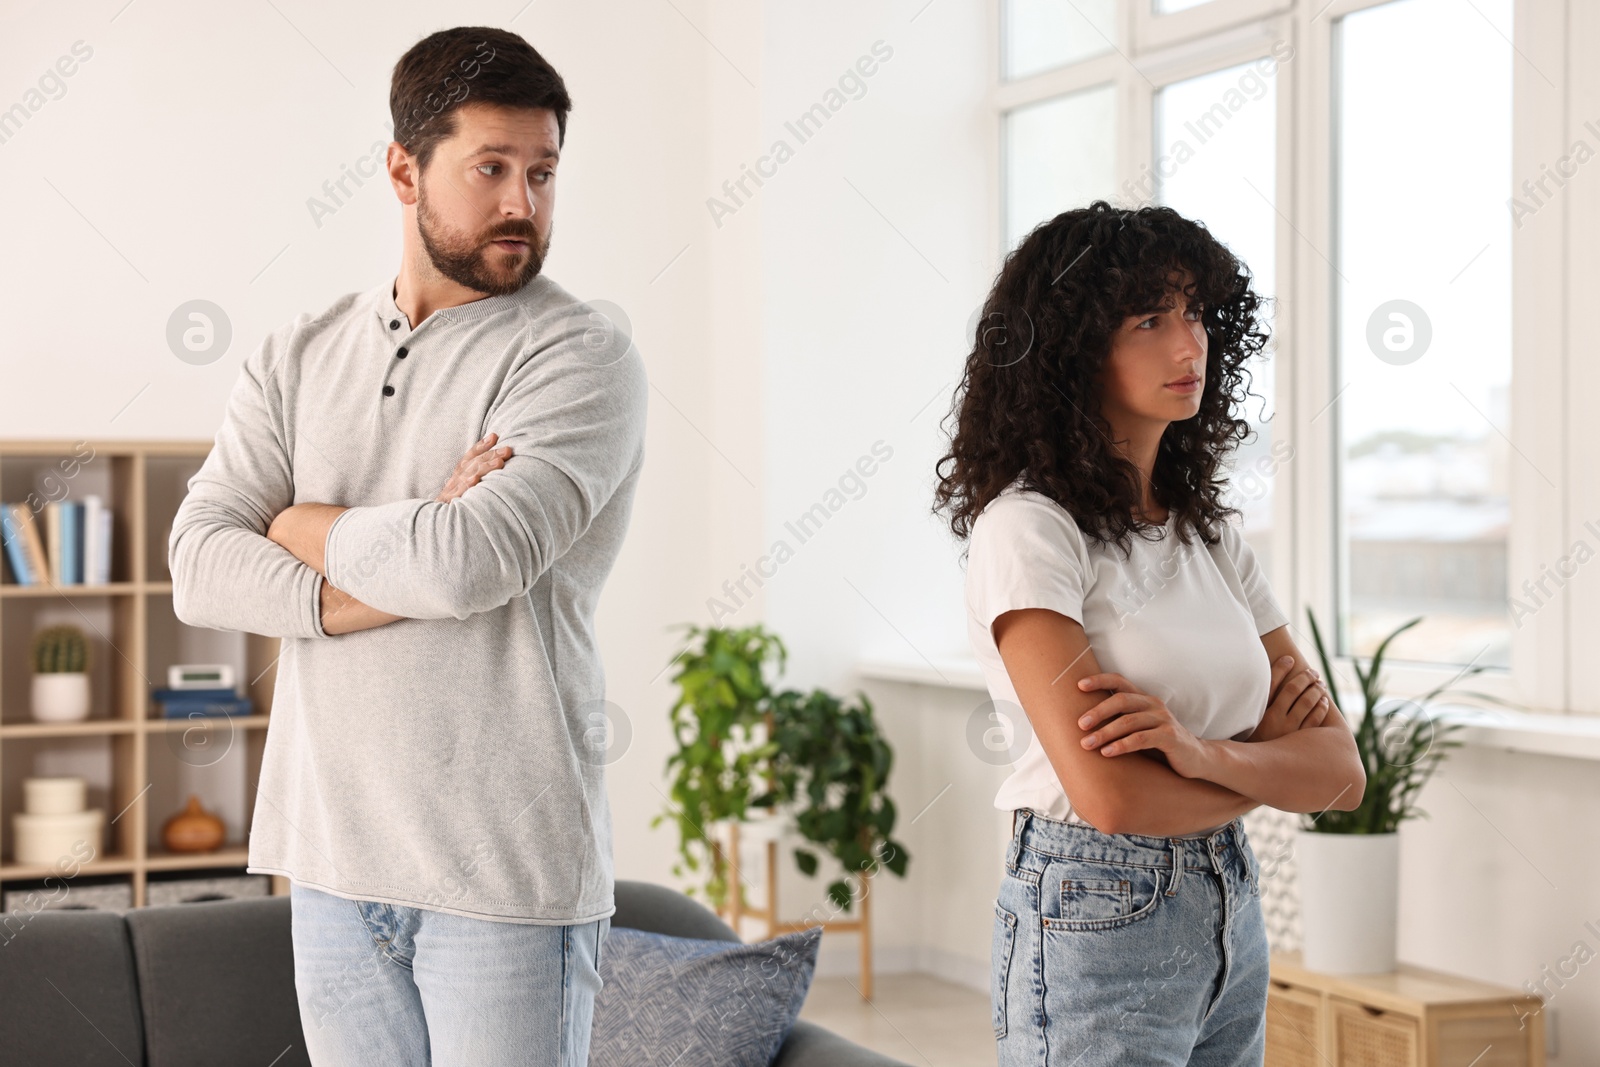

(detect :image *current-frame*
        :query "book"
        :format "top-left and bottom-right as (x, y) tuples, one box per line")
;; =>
(1, 498), (114, 585)
(83, 495), (101, 584)
(158, 696), (254, 719)
(46, 501), (60, 584)
(63, 500), (81, 584)
(1, 505), (32, 583)
(98, 500), (111, 583)
(21, 505), (49, 584)
(151, 687), (237, 702)
(81, 500), (112, 584)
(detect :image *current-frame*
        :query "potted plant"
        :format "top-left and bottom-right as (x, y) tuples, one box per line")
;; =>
(1298, 608), (1500, 973)
(652, 624), (786, 913)
(653, 622), (909, 915)
(32, 624), (92, 722)
(760, 685), (909, 913)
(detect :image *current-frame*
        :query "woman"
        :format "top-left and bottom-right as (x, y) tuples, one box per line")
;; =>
(934, 200), (1366, 1065)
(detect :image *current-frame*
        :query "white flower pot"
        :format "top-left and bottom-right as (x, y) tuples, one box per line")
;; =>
(31, 672), (91, 723)
(1295, 828), (1399, 974)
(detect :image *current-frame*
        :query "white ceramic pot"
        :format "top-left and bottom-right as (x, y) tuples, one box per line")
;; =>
(31, 672), (91, 722)
(1295, 828), (1399, 973)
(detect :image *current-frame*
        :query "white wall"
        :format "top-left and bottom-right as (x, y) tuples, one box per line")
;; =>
(753, 0), (996, 978)
(1394, 744), (1597, 1063)
(759, 2), (990, 683)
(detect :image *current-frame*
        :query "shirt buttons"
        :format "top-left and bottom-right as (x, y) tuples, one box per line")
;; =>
(389, 319), (400, 330)
(382, 385), (395, 397)
(396, 347), (408, 359)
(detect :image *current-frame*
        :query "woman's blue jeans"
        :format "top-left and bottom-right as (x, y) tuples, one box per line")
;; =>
(289, 881), (609, 1066)
(993, 808), (1269, 1066)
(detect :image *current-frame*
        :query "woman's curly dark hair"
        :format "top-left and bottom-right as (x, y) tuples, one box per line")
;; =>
(933, 199), (1272, 556)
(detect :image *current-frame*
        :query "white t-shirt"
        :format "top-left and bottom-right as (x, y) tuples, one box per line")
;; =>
(965, 480), (1290, 835)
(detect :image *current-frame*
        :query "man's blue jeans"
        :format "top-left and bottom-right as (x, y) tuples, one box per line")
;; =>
(993, 808), (1269, 1065)
(289, 881), (609, 1066)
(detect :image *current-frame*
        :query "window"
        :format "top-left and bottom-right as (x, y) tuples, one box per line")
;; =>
(1331, 0), (1513, 669)
(1002, 0), (1117, 80)
(1003, 85), (1117, 252)
(1153, 57), (1282, 575)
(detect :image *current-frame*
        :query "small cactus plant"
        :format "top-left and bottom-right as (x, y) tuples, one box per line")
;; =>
(33, 624), (91, 674)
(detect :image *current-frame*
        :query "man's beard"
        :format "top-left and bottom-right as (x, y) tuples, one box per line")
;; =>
(416, 178), (550, 297)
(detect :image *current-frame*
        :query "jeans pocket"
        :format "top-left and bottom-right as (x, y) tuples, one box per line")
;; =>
(1044, 860), (1164, 931)
(991, 901), (1018, 1039)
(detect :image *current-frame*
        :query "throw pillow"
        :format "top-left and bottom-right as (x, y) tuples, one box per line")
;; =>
(590, 924), (823, 1067)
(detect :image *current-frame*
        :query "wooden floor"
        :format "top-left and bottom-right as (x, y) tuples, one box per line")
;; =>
(799, 973), (998, 1066)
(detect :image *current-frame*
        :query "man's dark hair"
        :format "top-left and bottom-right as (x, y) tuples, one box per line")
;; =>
(389, 26), (572, 175)
(933, 199), (1273, 556)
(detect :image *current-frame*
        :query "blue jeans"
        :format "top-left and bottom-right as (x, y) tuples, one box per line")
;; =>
(289, 881), (609, 1066)
(992, 808), (1269, 1066)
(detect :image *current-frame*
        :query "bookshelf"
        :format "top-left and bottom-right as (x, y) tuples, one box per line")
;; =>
(0, 439), (288, 908)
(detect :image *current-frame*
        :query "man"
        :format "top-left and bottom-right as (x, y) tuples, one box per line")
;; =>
(168, 26), (646, 1066)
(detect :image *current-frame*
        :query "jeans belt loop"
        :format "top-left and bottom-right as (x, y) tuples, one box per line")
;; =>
(1166, 838), (1184, 896)
(1006, 808), (1024, 868)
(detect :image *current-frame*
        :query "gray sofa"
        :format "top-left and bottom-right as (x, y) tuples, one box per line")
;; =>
(0, 878), (909, 1066)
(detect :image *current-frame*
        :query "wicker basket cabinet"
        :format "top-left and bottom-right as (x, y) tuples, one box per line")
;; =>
(1267, 951), (1545, 1067)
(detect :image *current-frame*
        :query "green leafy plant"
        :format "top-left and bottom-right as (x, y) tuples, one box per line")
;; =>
(652, 624), (786, 911)
(33, 624), (90, 674)
(759, 687), (909, 912)
(652, 622), (910, 914)
(1303, 607), (1509, 834)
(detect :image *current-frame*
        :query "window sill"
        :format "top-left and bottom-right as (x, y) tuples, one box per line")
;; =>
(857, 657), (1600, 763)
(859, 655), (990, 693)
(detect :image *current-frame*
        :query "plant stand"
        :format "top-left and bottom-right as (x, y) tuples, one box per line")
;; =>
(711, 814), (875, 1001)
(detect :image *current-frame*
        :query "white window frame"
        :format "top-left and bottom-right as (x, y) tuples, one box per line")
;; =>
(990, 0), (1582, 717)
(1134, 0), (1293, 52)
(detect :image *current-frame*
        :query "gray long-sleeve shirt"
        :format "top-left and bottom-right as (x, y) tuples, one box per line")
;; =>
(168, 273), (647, 924)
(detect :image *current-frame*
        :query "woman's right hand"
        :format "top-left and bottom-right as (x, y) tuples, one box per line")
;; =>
(1247, 656), (1331, 742)
(436, 432), (513, 504)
